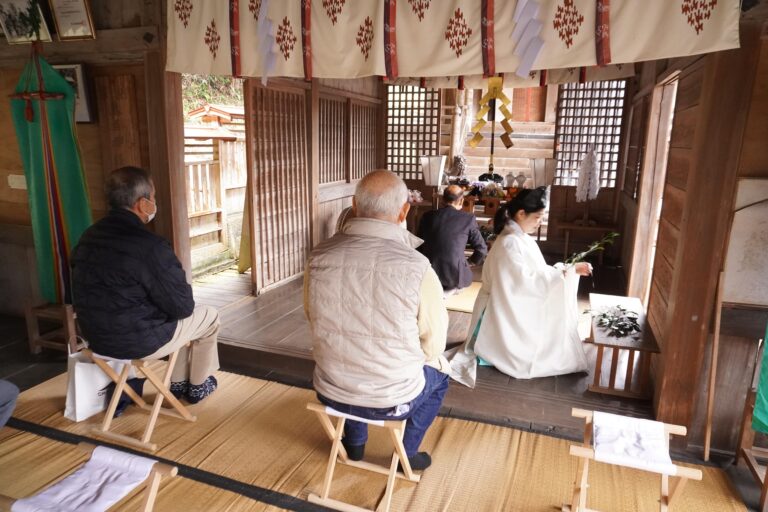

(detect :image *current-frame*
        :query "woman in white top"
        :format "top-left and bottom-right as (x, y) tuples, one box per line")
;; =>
(448, 187), (591, 386)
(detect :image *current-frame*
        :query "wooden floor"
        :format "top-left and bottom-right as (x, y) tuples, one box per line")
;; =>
(193, 263), (654, 441)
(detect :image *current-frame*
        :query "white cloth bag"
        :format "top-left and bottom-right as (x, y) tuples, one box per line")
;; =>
(63, 349), (133, 422)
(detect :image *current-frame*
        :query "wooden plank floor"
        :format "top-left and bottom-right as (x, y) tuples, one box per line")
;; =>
(193, 264), (653, 441)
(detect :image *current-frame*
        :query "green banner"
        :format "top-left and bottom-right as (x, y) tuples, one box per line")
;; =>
(10, 56), (92, 304)
(752, 322), (768, 433)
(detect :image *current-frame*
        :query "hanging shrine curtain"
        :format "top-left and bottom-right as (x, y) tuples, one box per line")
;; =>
(166, 0), (740, 83)
(10, 55), (92, 304)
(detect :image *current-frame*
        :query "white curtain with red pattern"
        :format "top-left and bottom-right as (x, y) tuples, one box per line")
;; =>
(166, 0), (740, 81)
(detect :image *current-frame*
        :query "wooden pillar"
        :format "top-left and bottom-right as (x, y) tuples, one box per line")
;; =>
(654, 23), (762, 429)
(307, 79), (321, 247)
(144, 52), (190, 280)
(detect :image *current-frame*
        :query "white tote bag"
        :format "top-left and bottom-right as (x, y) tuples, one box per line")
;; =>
(63, 349), (133, 422)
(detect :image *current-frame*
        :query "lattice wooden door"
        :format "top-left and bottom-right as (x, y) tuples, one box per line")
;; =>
(246, 83), (311, 293)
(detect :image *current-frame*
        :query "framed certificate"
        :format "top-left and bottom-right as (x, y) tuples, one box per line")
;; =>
(0, 0), (52, 44)
(49, 0), (94, 40)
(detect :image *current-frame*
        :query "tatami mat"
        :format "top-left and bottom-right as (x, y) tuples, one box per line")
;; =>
(445, 282), (481, 313)
(4, 370), (746, 511)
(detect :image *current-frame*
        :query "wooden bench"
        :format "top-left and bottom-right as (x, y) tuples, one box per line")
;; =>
(585, 293), (659, 400)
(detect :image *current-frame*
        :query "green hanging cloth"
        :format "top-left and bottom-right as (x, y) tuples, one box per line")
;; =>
(752, 322), (768, 433)
(10, 54), (92, 304)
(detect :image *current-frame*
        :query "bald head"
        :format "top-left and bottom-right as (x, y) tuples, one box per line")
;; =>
(353, 170), (409, 223)
(443, 185), (464, 207)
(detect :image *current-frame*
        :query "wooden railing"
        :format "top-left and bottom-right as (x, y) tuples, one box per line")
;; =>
(185, 160), (226, 250)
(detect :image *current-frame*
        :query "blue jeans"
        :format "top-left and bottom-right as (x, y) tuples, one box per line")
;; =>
(317, 366), (449, 457)
(0, 380), (19, 428)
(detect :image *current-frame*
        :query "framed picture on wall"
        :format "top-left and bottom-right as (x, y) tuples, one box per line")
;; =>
(0, 0), (53, 44)
(53, 63), (93, 123)
(48, 0), (94, 40)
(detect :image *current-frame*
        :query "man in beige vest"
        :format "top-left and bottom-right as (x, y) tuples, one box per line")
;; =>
(305, 170), (450, 471)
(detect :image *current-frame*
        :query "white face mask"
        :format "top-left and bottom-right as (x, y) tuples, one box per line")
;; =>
(400, 219), (407, 230)
(144, 198), (157, 223)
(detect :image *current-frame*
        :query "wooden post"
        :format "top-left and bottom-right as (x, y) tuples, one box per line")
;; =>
(703, 271), (725, 461)
(308, 79), (321, 247)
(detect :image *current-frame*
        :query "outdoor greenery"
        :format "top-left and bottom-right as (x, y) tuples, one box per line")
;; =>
(182, 74), (244, 118)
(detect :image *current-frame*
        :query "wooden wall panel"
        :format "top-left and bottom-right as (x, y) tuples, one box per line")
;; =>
(94, 74), (143, 171)
(651, 253), (673, 304)
(668, 105), (698, 149)
(655, 219), (679, 265)
(665, 148), (691, 191)
(250, 84), (310, 292)
(739, 37), (768, 179)
(659, 183), (685, 230)
(317, 196), (353, 243)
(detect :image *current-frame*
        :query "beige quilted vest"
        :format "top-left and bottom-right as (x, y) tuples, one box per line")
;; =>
(308, 218), (430, 408)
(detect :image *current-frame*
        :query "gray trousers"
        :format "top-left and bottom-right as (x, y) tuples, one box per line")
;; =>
(145, 305), (220, 385)
(0, 380), (19, 428)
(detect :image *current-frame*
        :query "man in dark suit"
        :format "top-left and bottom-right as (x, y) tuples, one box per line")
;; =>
(417, 185), (487, 294)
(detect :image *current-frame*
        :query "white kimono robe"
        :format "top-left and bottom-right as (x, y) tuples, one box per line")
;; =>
(447, 222), (588, 386)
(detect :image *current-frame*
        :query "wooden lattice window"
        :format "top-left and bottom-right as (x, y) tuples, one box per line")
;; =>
(351, 101), (379, 180)
(554, 80), (626, 187)
(319, 96), (347, 184)
(386, 85), (440, 180)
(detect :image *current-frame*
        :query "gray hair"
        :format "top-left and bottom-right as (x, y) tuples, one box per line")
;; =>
(354, 170), (409, 220)
(105, 166), (153, 210)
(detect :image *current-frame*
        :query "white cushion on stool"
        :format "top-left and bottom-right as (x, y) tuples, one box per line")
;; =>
(593, 411), (678, 476)
(323, 406), (387, 426)
(12, 446), (156, 512)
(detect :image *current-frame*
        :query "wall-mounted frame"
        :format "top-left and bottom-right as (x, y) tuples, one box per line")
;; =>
(53, 63), (93, 123)
(48, 0), (94, 40)
(0, 0), (52, 44)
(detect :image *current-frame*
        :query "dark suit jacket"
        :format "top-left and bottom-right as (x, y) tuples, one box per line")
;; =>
(417, 206), (487, 290)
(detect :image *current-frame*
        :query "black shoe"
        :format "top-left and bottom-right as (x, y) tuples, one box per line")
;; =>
(399, 452), (432, 472)
(341, 438), (365, 461)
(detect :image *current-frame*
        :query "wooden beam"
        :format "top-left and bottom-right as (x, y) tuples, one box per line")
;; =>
(0, 27), (159, 66)
(319, 182), (357, 203)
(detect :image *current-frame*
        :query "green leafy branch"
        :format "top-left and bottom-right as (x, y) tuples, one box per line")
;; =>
(592, 306), (641, 338)
(565, 231), (619, 265)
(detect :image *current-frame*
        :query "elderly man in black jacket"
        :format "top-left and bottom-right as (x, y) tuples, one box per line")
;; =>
(71, 167), (219, 404)
(417, 185), (487, 294)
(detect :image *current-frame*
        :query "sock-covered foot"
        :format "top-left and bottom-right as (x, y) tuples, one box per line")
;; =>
(170, 380), (189, 400)
(341, 438), (365, 461)
(399, 452), (432, 472)
(185, 376), (217, 404)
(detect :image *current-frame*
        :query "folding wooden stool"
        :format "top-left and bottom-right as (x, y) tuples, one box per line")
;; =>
(306, 402), (421, 512)
(0, 442), (176, 512)
(84, 347), (197, 452)
(563, 408), (702, 512)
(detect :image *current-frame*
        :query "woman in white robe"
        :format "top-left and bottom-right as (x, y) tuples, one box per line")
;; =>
(448, 187), (591, 387)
